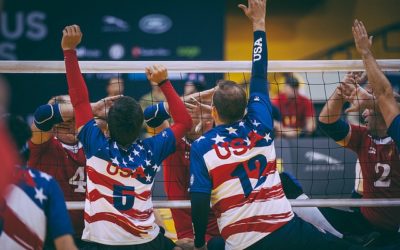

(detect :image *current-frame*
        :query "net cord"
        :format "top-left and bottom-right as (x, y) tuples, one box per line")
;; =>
(1, 59), (399, 73)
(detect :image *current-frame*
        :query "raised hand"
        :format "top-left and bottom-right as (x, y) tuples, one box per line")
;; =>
(61, 25), (82, 50)
(91, 95), (122, 119)
(352, 19), (373, 56)
(145, 64), (168, 85)
(345, 85), (376, 113)
(238, 0), (266, 30)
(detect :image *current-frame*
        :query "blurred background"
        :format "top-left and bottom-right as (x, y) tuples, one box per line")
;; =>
(1, 0), (399, 115)
(1, 0), (400, 199)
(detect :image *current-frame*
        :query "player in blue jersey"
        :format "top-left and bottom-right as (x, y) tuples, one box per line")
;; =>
(189, 1), (363, 250)
(0, 114), (76, 250)
(61, 25), (192, 249)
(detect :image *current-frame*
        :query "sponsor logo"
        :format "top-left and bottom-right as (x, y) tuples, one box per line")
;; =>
(109, 44), (125, 60)
(176, 46), (201, 58)
(139, 14), (172, 34)
(131, 46), (170, 58)
(76, 46), (102, 59)
(304, 151), (344, 171)
(102, 15), (130, 32)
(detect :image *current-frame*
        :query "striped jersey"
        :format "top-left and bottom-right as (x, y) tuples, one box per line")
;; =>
(0, 166), (73, 249)
(78, 119), (176, 245)
(190, 30), (294, 250)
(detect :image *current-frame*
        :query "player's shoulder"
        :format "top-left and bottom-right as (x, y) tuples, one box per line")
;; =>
(191, 128), (216, 152)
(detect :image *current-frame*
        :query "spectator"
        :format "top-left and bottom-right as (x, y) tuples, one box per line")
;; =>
(184, 73), (207, 96)
(272, 73), (316, 137)
(106, 77), (124, 97)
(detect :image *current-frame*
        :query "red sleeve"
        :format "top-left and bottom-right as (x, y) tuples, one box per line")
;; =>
(159, 81), (192, 141)
(346, 125), (367, 153)
(63, 50), (93, 128)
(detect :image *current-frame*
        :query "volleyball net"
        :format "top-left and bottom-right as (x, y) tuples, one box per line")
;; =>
(2, 59), (400, 209)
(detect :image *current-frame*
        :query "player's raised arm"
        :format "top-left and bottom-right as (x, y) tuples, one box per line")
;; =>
(145, 65), (192, 142)
(240, 0), (272, 130)
(62, 25), (92, 131)
(352, 20), (400, 129)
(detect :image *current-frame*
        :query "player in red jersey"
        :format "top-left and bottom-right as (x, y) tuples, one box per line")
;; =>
(29, 94), (117, 247)
(319, 71), (400, 245)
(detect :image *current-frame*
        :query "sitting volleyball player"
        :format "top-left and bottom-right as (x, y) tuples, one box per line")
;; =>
(0, 114), (77, 250)
(29, 94), (117, 246)
(188, 1), (361, 250)
(144, 93), (345, 249)
(61, 25), (192, 249)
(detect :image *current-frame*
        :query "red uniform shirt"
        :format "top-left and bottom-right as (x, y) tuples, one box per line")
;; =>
(163, 138), (219, 240)
(28, 137), (86, 238)
(272, 93), (315, 129)
(346, 125), (400, 231)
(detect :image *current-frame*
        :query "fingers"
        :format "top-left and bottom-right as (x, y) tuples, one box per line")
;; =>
(238, 4), (248, 13)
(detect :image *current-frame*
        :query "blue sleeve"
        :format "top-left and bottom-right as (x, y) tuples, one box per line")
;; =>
(272, 104), (282, 122)
(47, 178), (74, 239)
(142, 128), (176, 164)
(77, 119), (109, 159)
(191, 192), (211, 248)
(387, 114), (400, 150)
(143, 102), (170, 128)
(247, 31), (273, 130)
(189, 143), (212, 194)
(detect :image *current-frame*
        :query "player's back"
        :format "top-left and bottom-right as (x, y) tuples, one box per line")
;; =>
(191, 113), (293, 249)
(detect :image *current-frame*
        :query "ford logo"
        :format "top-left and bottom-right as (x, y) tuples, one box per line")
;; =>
(139, 14), (172, 34)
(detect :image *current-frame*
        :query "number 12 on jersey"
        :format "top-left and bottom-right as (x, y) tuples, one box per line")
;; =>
(231, 154), (269, 197)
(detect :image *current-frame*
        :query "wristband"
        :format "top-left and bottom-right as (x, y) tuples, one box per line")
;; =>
(158, 79), (169, 86)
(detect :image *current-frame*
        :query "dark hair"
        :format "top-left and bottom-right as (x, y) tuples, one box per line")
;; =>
(3, 114), (32, 161)
(107, 96), (143, 147)
(213, 80), (246, 124)
(283, 73), (300, 89)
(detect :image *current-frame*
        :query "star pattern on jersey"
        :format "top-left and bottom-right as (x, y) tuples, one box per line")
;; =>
(244, 137), (251, 146)
(34, 187), (47, 204)
(29, 169), (35, 178)
(264, 133), (271, 142)
(254, 96), (260, 101)
(196, 136), (205, 142)
(239, 121), (245, 127)
(212, 134), (226, 144)
(145, 174), (152, 182)
(128, 155), (134, 162)
(40, 172), (52, 181)
(226, 127), (237, 135)
(145, 159), (151, 166)
(162, 131), (168, 137)
(252, 119), (260, 127)
(113, 142), (118, 149)
(138, 145), (144, 151)
(152, 164), (160, 172)
(111, 157), (119, 165)
(122, 158), (127, 166)
(133, 149), (140, 156)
